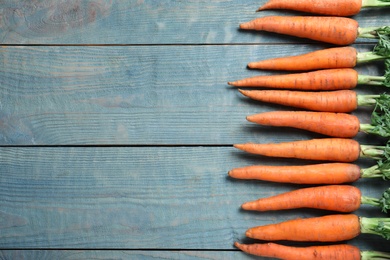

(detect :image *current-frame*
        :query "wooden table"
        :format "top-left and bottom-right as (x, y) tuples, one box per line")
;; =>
(1, 1), (389, 259)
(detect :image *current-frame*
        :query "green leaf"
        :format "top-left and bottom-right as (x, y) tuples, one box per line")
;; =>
(369, 94), (390, 136)
(373, 33), (390, 56)
(380, 188), (390, 213)
(377, 159), (390, 180)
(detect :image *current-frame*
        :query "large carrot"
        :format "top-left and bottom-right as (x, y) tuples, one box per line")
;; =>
(228, 161), (390, 184)
(238, 90), (384, 113)
(257, 0), (390, 16)
(233, 138), (390, 162)
(246, 111), (390, 138)
(239, 16), (390, 45)
(234, 242), (390, 260)
(245, 214), (390, 241)
(241, 185), (390, 213)
(228, 68), (390, 90)
(248, 46), (390, 71)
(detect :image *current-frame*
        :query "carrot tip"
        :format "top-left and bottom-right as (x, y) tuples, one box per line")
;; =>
(241, 202), (251, 210)
(239, 22), (250, 30)
(245, 230), (253, 238)
(234, 242), (243, 249)
(238, 89), (248, 96)
(246, 115), (255, 123)
(247, 62), (255, 69)
(233, 144), (245, 150)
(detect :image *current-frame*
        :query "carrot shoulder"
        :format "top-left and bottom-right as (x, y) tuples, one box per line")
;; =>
(234, 138), (361, 162)
(246, 214), (361, 242)
(228, 163), (362, 184)
(257, 0), (362, 16)
(239, 89), (359, 112)
(228, 68), (358, 90)
(239, 16), (359, 45)
(234, 242), (361, 260)
(247, 111), (360, 138)
(242, 185), (362, 212)
(248, 47), (358, 71)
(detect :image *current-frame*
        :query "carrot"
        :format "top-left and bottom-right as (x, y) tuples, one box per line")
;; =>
(257, 0), (390, 17)
(228, 161), (390, 184)
(248, 46), (390, 71)
(239, 16), (390, 45)
(228, 68), (390, 90)
(245, 214), (390, 241)
(233, 138), (389, 162)
(241, 185), (390, 213)
(247, 110), (390, 138)
(234, 242), (390, 260)
(238, 89), (384, 113)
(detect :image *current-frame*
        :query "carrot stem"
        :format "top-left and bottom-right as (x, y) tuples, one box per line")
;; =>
(360, 217), (390, 239)
(358, 75), (387, 86)
(362, 0), (390, 8)
(361, 250), (390, 260)
(357, 51), (389, 64)
(358, 27), (390, 39)
(357, 94), (381, 106)
(361, 161), (390, 180)
(360, 145), (390, 159)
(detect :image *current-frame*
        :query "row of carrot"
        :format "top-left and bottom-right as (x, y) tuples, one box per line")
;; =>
(230, 1), (390, 259)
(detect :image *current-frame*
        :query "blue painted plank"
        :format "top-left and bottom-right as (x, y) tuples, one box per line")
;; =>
(0, 0), (389, 44)
(0, 250), (254, 260)
(0, 146), (388, 251)
(0, 44), (385, 145)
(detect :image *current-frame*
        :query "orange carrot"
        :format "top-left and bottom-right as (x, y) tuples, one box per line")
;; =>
(234, 243), (363, 260)
(245, 214), (390, 241)
(246, 214), (361, 242)
(228, 161), (390, 183)
(257, 0), (390, 17)
(238, 90), (361, 112)
(248, 46), (358, 71)
(228, 163), (362, 184)
(234, 138), (389, 162)
(228, 69), (358, 89)
(239, 16), (359, 45)
(257, 0), (362, 16)
(239, 16), (390, 45)
(241, 185), (362, 212)
(246, 111), (361, 138)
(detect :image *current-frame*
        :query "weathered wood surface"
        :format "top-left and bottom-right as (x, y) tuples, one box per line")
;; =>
(0, 44), (385, 145)
(0, 0), (389, 44)
(2, 0), (390, 259)
(0, 147), (389, 251)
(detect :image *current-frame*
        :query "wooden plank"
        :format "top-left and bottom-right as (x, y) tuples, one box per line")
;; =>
(0, 146), (388, 250)
(0, 250), (253, 260)
(0, 44), (385, 145)
(0, 0), (388, 44)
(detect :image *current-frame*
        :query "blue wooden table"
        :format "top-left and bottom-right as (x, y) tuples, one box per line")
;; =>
(1, 1), (390, 259)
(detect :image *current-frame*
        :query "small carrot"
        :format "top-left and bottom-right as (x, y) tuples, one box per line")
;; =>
(257, 0), (390, 17)
(228, 161), (390, 184)
(233, 138), (390, 162)
(245, 214), (390, 241)
(228, 68), (390, 90)
(247, 110), (390, 138)
(248, 46), (390, 71)
(238, 89), (384, 113)
(234, 242), (390, 260)
(241, 185), (390, 213)
(239, 16), (390, 45)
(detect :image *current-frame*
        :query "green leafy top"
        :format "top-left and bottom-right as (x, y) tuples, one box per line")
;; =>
(379, 188), (390, 213)
(373, 30), (390, 56)
(360, 217), (390, 240)
(368, 93), (390, 135)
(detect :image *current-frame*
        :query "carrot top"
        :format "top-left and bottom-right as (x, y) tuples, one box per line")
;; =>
(361, 188), (390, 213)
(361, 94), (390, 137)
(360, 217), (390, 239)
(362, 160), (390, 180)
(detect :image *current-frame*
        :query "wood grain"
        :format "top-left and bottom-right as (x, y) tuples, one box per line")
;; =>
(0, 146), (388, 250)
(0, 44), (384, 145)
(0, 0), (389, 44)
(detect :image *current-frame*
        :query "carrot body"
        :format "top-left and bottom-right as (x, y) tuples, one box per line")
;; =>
(234, 138), (361, 162)
(239, 16), (359, 45)
(239, 89), (358, 112)
(248, 47), (358, 71)
(247, 111), (360, 138)
(258, 0), (362, 16)
(229, 163), (361, 184)
(228, 68), (359, 90)
(246, 214), (361, 242)
(235, 242), (361, 260)
(242, 185), (361, 212)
